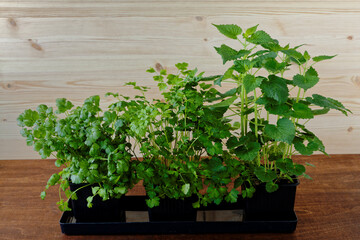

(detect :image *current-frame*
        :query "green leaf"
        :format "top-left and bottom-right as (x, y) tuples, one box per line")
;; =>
(234, 142), (261, 161)
(234, 177), (244, 188)
(146, 67), (156, 73)
(146, 197), (160, 208)
(293, 67), (319, 90)
(87, 196), (93, 208)
(264, 118), (295, 144)
(114, 186), (127, 195)
(292, 103), (314, 119)
(306, 94), (351, 116)
(192, 201), (200, 208)
(246, 30), (276, 45)
(293, 136), (322, 156)
(214, 45), (250, 64)
(312, 107), (330, 116)
(265, 182), (279, 193)
(47, 173), (60, 186)
(55, 98), (74, 114)
(260, 75), (289, 104)
(70, 174), (83, 184)
(281, 49), (306, 65)
(254, 166), (277, 182)
(306, 162), (316, 167)
(200, 75), (222, 82)
(181, 183), (190, 195)
(89, 143), (100, 156)
(207, 95), (237, 108)
(158, 82), (167, 91)
(17, 109), (39, 127)
(225, 189), (239, 203)
(103, 111), (116, 123)
(175, 62), (188, 70)
(213, 24), (242, 39)
(243, 74), (263, 93)
(312, 55), (336, 62)
(244, 24), (259, 37)
(40, 191), (46, 200)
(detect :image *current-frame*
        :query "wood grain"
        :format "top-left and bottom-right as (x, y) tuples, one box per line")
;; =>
(0, 1), (359, 159)
(0, 155), (359, 239)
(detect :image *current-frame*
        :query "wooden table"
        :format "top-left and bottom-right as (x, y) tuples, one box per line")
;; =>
(1, 155), (359, 240)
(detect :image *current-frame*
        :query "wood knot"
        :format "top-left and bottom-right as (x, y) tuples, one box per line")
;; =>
(347, 126), (353, 132)
(155, 63), (164, 71)
(195, 16), (203, 21)
(6, 83), (12, 89)
(28, 39), (43, 51)
(204, 38), (208, 42)
(2, 119), (7, 122)
(351, 76), (360, 88)
(8, 18), (17, 27)
(347, 35), (353, 40)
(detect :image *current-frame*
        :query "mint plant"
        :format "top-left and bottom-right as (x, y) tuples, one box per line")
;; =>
(129, 63), (241, 207)
(210, 24), (351, 194)
(17, 95), (141, 211)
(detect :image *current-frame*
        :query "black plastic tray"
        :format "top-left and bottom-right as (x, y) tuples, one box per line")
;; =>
(60, 196), (297, 235)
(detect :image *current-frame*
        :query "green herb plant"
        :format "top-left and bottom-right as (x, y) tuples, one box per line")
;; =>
(129, 63), (242, 208)
(210, 24), (351, 194)
(17, 95), (141, 211)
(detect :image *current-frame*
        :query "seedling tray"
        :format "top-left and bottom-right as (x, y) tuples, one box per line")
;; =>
(60, 196), (297, 235)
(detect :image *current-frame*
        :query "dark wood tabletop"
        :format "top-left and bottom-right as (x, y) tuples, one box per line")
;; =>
(1, 154), (359, 240)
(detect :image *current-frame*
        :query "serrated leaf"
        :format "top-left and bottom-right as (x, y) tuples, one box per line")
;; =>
(225, 189), (239, 203)
(293, 67), (319, 90)
(215, 45), (250, 64)
(234, 142), (261, 161)
(312, 55), (336, 62)
(146, 67), (155, 73)
(246, 30), (277, 46)
(243, 74), (263, 93)
(146, 197), (160, 208)
(244, 24), (259, 37)
(281, 49), (306, 65)
(182, 183), (190, 195)
(264, 118), (295, 144)
(114, 186), (127, 195)
(158, 82), (167, 91)
(17, 109), (39, 127)
(306, 94), (351, 116)
(254, 166), (277, 182)
(265, 182), (279, 193)
(260, 75), (289, 104)
(56, 98), (74, 114)
(208, 95), (237, 108)
(213, 24), (242, 39)
(292, 103), (314, 119)
(200, 75), (222, 82)
(192, 201), (200, 208)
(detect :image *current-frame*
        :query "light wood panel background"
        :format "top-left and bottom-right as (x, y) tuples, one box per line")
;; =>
(0, 0), (359, 159)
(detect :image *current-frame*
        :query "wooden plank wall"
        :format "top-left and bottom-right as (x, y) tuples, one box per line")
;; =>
(0, 0), (359, 159)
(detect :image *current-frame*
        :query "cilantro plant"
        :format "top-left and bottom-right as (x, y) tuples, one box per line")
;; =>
(210, 24), (351, 194)
(17, 95), (141, 211)
(130, 63), (242, 208)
